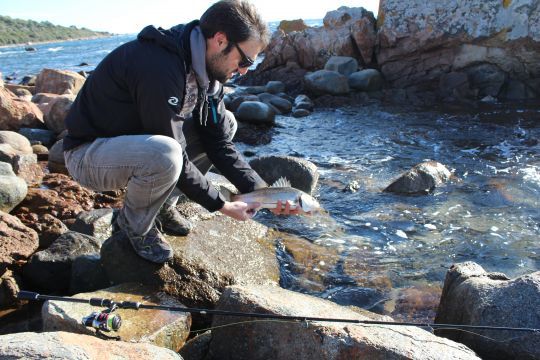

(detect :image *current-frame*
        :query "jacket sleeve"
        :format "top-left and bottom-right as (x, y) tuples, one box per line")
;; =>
(193, 88), (267, 194)
(128, 55), (225, 212)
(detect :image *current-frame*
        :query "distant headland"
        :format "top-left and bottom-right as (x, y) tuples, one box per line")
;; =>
(0, 15), (111, 47)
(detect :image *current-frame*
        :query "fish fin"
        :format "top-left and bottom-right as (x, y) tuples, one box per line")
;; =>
(270, 177), (292, 188)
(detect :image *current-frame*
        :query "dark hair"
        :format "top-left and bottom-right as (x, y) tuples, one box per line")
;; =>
(200, 0), (269, 51)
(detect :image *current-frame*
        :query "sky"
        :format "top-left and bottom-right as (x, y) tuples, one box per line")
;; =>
(0, 0), (380, 34)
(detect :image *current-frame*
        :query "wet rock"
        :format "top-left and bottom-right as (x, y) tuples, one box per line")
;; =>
(48, 139), (68, 174)
(278, 19), (309, 33)
(257, 92), (293, 114)
(235, 101), (275, 125)
(43, 283), (191, 351)
(0, 211), (39, 274)
(242, 86), (267, 95)
(305, 70), (350, 96)
(0, 331), (182, 359)
(0, 87), (44, 131)
(18, 128), (56, 147)
(207, 285), (480, 360)
(23, 231), (102, 292)
(348, 69), (383, 92)
(227, 94), (259, 112)
(35, 68), (86, 95)
(179, 331), (212, 360)
(233, 123), (273, 145)
(45, 96), (74, 134)
(435, 262), (540, 360)
(324, 56), (359, 76)
(249, 155), (319, 194)
(265, 80), (286, 94)
(0, 162), (28, 213)
(391, 284), (442, 323)
(101, 204), (279, 309)
(384, 161), (451, 194)
(292, 108), (311, 118)
(70, 208), (116, 242)
(294, 94), (314, 110)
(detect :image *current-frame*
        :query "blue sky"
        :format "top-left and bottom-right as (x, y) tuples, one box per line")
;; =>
(0, 0), (379, 34)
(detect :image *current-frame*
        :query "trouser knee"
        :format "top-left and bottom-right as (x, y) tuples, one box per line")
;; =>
(142, 135), (183, 182)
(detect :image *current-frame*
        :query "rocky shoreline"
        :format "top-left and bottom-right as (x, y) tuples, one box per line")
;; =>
(0, 34), (117, 50)
(0, 2), (539, 359)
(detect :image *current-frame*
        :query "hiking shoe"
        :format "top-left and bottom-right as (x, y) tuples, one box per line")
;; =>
(128, 226), (173, 263)
(156, 205), (192, 236)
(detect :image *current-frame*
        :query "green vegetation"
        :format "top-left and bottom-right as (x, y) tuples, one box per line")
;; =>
(0, 15), (111, 46)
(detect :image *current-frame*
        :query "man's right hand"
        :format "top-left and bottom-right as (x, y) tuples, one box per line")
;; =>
(219, 201), (260, 221)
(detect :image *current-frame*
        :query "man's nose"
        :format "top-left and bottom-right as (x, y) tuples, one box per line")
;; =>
(238, 67), (249, 75)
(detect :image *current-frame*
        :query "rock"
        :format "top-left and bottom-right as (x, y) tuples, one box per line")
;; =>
(234, 123), (273, 145)
(249, 155), (319, 194)
(0, 130), (33, 154)
(0, 270), (21, 309)
(377, 0), (540, 100)
(257, 92), (293, 114)
(43, 283), (191, 351)
(48, 139), (68, 174)
(20, 75), (36, 86)
(236, 65), (309, 98)
(294, 94), (314, 110)
(292, 108), (311, 118)
(18, 127), (56, 147)
(206, 285), (480, 359)
(32, 93), (75, 121)
(12, 88), (32, 101)
(0, 87), (44, 131)
(235, 101), (275, 125)
(31, 144), (48, 160)
(179, 331), (212, 360)
(101, 201), (279, 310)
(304, 70), (350, 95)
(11, 153), (43, 187)
(439, 71), (472, 99)
(0, 162), (28, 213)
(0, 211), (39, 274)
(241, 86), (267, 95)
(69, 254), (109, 294)
(435, 262), (540, 360)
(324, 56), (359, 76)
(384, 161), (451, 194)
(0, 331), (182, 359)
(44, 96), (74, 134)
(278, 19), (309, 33)
(23, 231), (102, 292)
(70, 208), (116, 242)
(35, 68), (86, 95)
(227, 94), (259, 112)
(265, 80), (286, 94)
(25, 46), (36, 51)
(348, 69), (384, 92)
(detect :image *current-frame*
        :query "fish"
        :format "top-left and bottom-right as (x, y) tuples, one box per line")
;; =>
(232, 177), (322, 213)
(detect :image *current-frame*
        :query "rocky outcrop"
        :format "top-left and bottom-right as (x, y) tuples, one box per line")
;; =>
(377, 0), (540, 100)
(206, 285), (480, 359)
(436, 262), (540, 360)
(0, 331), (182, 359)
(42, 283), (191, 351)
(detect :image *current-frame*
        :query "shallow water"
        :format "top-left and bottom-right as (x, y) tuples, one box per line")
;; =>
(239, 102), (540, 321)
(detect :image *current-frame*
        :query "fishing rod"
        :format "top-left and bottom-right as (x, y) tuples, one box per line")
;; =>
(18, 291), (540, 334)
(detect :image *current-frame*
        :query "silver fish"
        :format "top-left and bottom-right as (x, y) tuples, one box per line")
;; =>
(232, 177), (321, 213)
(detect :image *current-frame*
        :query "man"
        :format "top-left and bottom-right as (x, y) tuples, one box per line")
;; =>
(63, 0), (274, 264)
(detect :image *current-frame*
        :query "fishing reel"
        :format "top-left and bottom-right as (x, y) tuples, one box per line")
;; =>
(82, 302), (122, 333)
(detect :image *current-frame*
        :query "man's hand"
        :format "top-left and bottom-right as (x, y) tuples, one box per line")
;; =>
(219, 201), (261, 221)
(270, 200), (310, 216)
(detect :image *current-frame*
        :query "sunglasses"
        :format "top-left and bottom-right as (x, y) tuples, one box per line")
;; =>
(233, 42), (255, 68)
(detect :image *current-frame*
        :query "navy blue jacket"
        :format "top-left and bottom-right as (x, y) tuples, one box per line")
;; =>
(64, 21), (266, 211)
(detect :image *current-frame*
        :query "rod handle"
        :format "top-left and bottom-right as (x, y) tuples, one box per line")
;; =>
(17, 291), (40, 300)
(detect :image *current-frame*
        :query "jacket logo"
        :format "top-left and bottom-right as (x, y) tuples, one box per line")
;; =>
(168, 97), (179, 106)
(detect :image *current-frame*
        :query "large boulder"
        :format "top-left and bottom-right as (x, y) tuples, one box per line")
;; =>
(0, 162), (28, 213)
(0, 211), (39, 274)
(0, 131), (33, 154)
(377, 0), (540, 100)
(44, 96), (74, 134)
(257, 92), (293, 114)
(206, 285), (480, 359)
(43, 283), (191, 351)
(249, 155), (319, 194)
(0, 87), (44, 131)
(384, 161), (451, 194)
(235, 101), (275, 125)
(100, 200), (279, 309)
(304, 70), (350, 95)
(0, 331), (181, 359)
(348, 69), (384, 92)
(324, 56), (359, 76)
(35, 69), (86, 95)
(435, 262), (540, 360)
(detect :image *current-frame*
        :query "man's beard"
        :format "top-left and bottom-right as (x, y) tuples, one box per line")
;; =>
(206, 51), (230, 84)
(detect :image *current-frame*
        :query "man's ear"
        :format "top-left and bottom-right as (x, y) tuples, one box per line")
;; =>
(213, 31), (228, 49)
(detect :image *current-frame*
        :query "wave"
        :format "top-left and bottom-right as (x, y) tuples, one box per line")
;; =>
(47, 47), (64, 52)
